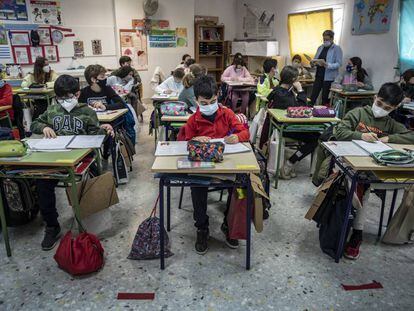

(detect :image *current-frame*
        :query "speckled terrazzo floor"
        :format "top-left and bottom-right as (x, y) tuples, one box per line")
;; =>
(0, 109), (413, 311)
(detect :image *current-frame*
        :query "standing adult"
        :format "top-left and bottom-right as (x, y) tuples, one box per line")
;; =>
(310, 30), (343, 106)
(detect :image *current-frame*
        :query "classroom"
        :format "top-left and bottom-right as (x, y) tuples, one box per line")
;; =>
(0, 0), (413, 309)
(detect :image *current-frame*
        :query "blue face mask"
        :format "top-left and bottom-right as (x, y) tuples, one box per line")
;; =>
(0, 80), (5, 89)
(346, 65), (353, 73)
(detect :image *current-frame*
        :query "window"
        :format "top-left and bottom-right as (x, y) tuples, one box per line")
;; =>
(287, 9), (333, 64)
(399, 0), (414, 73)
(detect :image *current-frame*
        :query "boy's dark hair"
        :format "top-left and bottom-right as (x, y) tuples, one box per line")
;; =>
(185, 58), (196, 67)
(280, 66), (299, 85)
(173, 68), (185, 79)
(263, 58), (278, 73)
(84, 64), (106, 85)
(54, 75), (80, 98)
(193, 75), (217, 99)
(116, 66), (134, 79)
(377, 83), (404, 106)
(182, 54), (191, 61)
(292, 54), (302, 62)
(323, 30), (334, 38)
(402, 69), (414, 83)
(119, 56), (132, 66)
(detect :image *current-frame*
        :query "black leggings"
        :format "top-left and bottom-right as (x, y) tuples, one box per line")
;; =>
(310, 78), (333, 106)
(284, 132), (321, 164)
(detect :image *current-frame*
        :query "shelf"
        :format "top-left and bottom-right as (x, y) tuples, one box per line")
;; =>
(199, 40), (224, 43)
(207, 68), (223, 72)
(199, 54), (223, 58)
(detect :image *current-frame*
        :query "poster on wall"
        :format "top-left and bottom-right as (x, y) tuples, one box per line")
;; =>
(30, 46), (44, 62)
(30, 0), (62, 25)
(0, 0), (28, 21)
(132, 19), (169, 30)
(149, 29), (176, 48)
(10, 31), (30, 46)
(351, 0), (394, 35)
(119, 29), (148, 71)
(44, 45), (58, 62)
(38, 27), (52, 45)
(0, 30), (9, 45)
(0, 46), (12, 60)
(12, 46), (30, 64)
(91, 39), (102, 55)
(176, 28), (188, 47)
(73, 40), (84, 58)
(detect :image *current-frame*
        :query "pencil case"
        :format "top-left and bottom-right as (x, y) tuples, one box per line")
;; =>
(187, 140), (225, 162)
(312, 107), (336, 117)
(286, 106), (313, 118)
(160, 101), (186, 116)
(0, 140), (27, 158)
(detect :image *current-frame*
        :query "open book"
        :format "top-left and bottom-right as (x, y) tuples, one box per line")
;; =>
(322, 140), (392, 157)
(26, 135), (105, 151)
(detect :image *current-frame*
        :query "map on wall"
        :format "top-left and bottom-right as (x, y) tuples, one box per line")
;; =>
(351, 0), (394, 35)
(0, 0), (28, 21)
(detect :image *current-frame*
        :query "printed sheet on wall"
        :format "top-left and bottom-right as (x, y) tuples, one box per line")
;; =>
(0, 0), (28, 21)
(30, 0), (62, 25)
(120, 29), (148, 71)
(351, 0), (394, 35)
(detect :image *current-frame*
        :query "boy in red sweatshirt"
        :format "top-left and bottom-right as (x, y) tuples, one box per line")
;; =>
(184, 76), (249, 255)
(0, 78), (14, 122)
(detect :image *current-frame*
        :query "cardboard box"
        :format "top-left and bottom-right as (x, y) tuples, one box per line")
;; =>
(250, 173), (269, 233)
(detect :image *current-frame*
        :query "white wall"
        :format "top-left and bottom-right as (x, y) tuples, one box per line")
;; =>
(236, 0), (400, 89)
(195, 0), (238, 41)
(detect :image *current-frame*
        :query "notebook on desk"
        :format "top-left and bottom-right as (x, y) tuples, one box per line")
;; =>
(26, 135), (105, 151)
(323, 140), (392, 157)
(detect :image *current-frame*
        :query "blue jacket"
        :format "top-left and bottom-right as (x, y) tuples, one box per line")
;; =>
(315, 43), (343, 81)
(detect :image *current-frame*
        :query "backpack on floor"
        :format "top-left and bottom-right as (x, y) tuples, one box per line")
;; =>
(111, 138), (129, 185)
(1, 179), (39, 227)
(128, 196), (173, 260)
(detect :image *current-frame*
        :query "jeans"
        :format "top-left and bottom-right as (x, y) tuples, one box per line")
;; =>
(284, 132), (321, 164)
(230, 90), (250, 115)
(310, 79), (333, 106)
(36, 179), (59, 227)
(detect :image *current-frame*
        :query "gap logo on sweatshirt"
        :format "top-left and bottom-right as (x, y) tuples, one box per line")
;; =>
(53, 115), (84, 134)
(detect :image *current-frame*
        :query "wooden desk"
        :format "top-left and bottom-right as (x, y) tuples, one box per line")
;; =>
(97, 109), (128, 123)
(0, 148), (93, 257)
(268, 109), (339, 189)
(225, 81), (257, 87)
(14, 88), (56, 106)
(151, 148), (260, 270)
(151, 94), (179, 102)
(330, 88), (376, 119)
(151, 94), (180, 143)
(161, 115), (191, 123)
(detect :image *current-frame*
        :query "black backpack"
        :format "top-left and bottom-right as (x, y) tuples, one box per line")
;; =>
(1, 179), (39, 227)
(111, 137), (129, 185)
(315, 173), (355, 259)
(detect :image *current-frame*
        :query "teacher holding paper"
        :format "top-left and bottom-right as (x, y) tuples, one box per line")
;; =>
(310, 30), (343, 106)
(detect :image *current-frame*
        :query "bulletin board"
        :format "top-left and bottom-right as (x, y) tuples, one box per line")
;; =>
(119, 29), (148, 71)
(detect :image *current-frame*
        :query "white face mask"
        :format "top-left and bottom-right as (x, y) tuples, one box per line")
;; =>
(59, 97), (78, 112)
(43, 65), (51, 73)
(371, 102), (390, 118)
(199, 101), (218, 116)
(323, 41), (332, 48)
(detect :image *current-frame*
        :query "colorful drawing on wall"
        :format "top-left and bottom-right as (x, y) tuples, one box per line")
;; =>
(176, 27), (188, 47)
(73, 40), (84, 58)
(92, 39), (102, 55)
(351, 0), (394, 35)
(12, 46), (30, 64)
(30, 0), (62, 25)
(149, 29), (176, 48)
(132, 19), (169, 30)
(30, 46), (44, 63)
(10, 31), (30, 46)
(0, 0), (28, 21)
(0, 30), (8, 45)
(119, 29), (148, 71)
(38, 27), (52, 45)
(44, 45), (58, 62)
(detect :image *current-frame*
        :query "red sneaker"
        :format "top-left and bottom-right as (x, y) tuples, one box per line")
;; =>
(344, 240), (361, 260)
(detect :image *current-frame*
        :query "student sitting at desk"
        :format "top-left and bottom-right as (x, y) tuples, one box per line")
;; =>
(315, 83), (414, 260)
(111, 56), (141, 85)
(177, 54), (191, 69)
(256, 58), (279, 111)
(21, 57), (59, 118)
(176, 57), (196, 74)
(183, 76), (249, 255)
(259, 66), (316, 179)
(0, 77), (14, 122)
(178, 64), (207, 111)
(221, 57), (254, 114)
(107, 66), (135, 94)
(78, 64), (125, 111)
(332, 57), (373, 91)
(30, 75), (114, 250)
(400, 68), (414, 102)
(155, 68), (185, 95)
(291, 54), (312, 79)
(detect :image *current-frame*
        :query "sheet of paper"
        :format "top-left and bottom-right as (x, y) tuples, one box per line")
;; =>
(27, 136), (74, 151)
(209, 139), (251, 154)
(352, 140), (393, 154)
(322, 141), (369, 157)
(67, 135), (106, 149)
(155, 141), (188, 156)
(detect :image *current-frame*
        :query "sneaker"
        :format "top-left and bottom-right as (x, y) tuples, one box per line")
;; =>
(344, 234), (362, 260)
(195, 229), (209, 255)
(279, 165), (292, 180)
(290, 167), (297, 178)
(221, 222), (239, 249)
(41, 226), (61, 251)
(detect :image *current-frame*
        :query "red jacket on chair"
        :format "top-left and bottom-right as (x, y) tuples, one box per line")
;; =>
(184, 106), (249, 142)
(0, 84), (14, 120)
